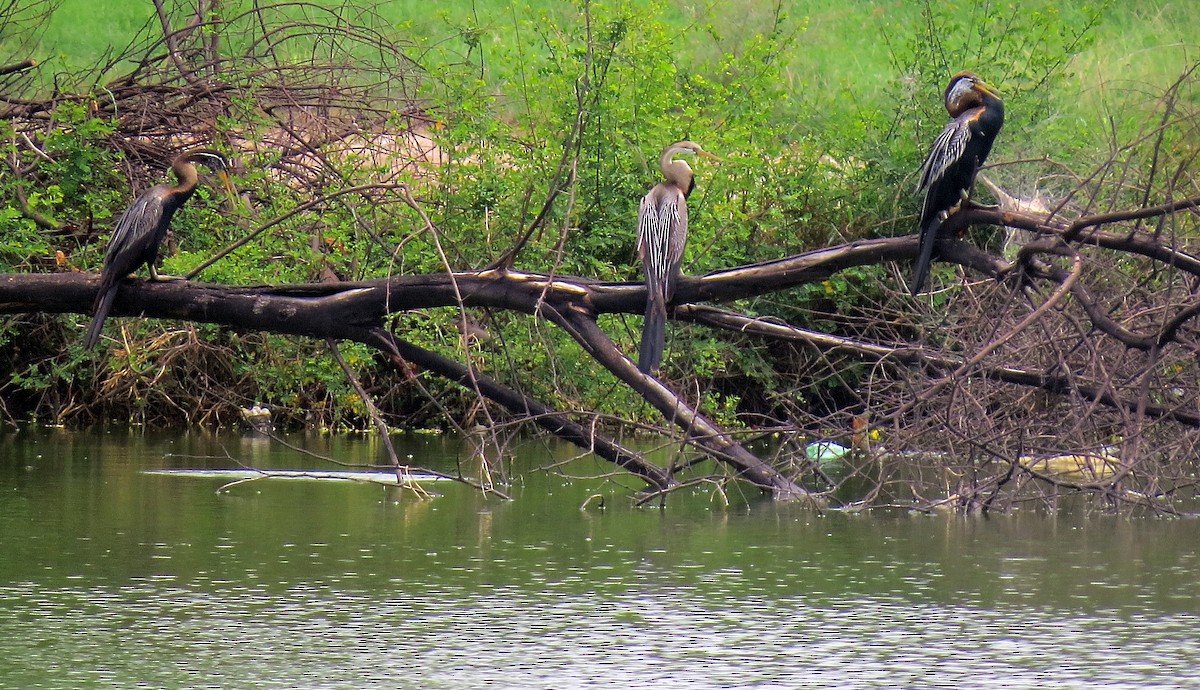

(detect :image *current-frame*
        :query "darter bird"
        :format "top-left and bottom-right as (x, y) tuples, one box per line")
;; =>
(911, 72), (1004, 295)
(636, 140), (719, 373)
(84, 149), (236, 350)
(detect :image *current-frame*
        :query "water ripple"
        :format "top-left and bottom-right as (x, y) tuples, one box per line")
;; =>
(0, 577), (1194, 689)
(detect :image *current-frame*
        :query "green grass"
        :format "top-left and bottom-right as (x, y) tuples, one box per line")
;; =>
(30, 0), (155, 69)
(13, 1), (1198, 111)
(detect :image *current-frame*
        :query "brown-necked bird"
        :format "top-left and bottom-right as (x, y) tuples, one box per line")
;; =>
(910, 72), (1004, 295)
(84, 149), (236, 350)
(636, 140), (719, 374)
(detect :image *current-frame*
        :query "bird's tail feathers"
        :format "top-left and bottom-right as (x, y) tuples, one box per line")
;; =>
(84, 287), (118, 350)
(910, 216), (942, 296)
(638, 296), (667, 374)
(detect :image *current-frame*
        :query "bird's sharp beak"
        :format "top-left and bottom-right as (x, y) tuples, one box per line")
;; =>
(976, 82), (1001, 99)
(217, 170), (239, 206)
(697, 151), (722, 162)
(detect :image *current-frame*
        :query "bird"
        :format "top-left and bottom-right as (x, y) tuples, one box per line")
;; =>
(636, 140), (719, 374)
(84, 149), (236, 350)
(910, 71), (1004, 295)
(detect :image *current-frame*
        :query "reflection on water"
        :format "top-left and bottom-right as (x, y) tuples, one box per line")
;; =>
(1, 428), (1197, 688)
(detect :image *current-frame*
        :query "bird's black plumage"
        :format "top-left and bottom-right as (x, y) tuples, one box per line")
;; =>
(911, 72), (1004, 295)
(84, 150), (232, 350)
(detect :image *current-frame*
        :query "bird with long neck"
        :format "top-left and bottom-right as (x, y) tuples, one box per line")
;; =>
(636, 140), (718, 373)
(911, 71), (1004, 295)
(84, 149), (236, 350)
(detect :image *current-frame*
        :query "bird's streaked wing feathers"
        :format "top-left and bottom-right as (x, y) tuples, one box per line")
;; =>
(638, 186), (686, 300)
(917, 116), (973, 193)
(105, 189), (166, 267)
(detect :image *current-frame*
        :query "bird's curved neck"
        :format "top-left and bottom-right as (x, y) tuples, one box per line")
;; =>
(978, 89), (1003, 119)
(169, 156), (201, 199)
(660, 154), (694, 194)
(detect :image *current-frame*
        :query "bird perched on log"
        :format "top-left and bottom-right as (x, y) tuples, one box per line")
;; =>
(84, 149), (236, 350)
(636, 140), (719, 374)
(910, 71), (1004, 295)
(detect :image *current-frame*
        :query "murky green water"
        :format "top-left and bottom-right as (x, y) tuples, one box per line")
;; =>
(1, 428), (1198, 688)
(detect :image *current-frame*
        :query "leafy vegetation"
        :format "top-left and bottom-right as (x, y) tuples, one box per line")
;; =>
(1, 0), (1197, 437)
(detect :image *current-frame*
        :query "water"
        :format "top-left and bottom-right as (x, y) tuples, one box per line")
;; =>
(1, 428), (1197, 688)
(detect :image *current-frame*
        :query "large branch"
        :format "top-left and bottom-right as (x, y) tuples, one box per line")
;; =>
(7, 192), (1200, 355)
(952, 195), (1200, 277)
(0, 237), (914, 329)
(8, 190), (1197, 328)
(0, 59), (36, 77)
(544, 306), (814, 501)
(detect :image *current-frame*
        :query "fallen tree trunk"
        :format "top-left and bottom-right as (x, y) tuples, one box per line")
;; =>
(4, 190), (1200, 506)
(1, 257), (854, 499)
